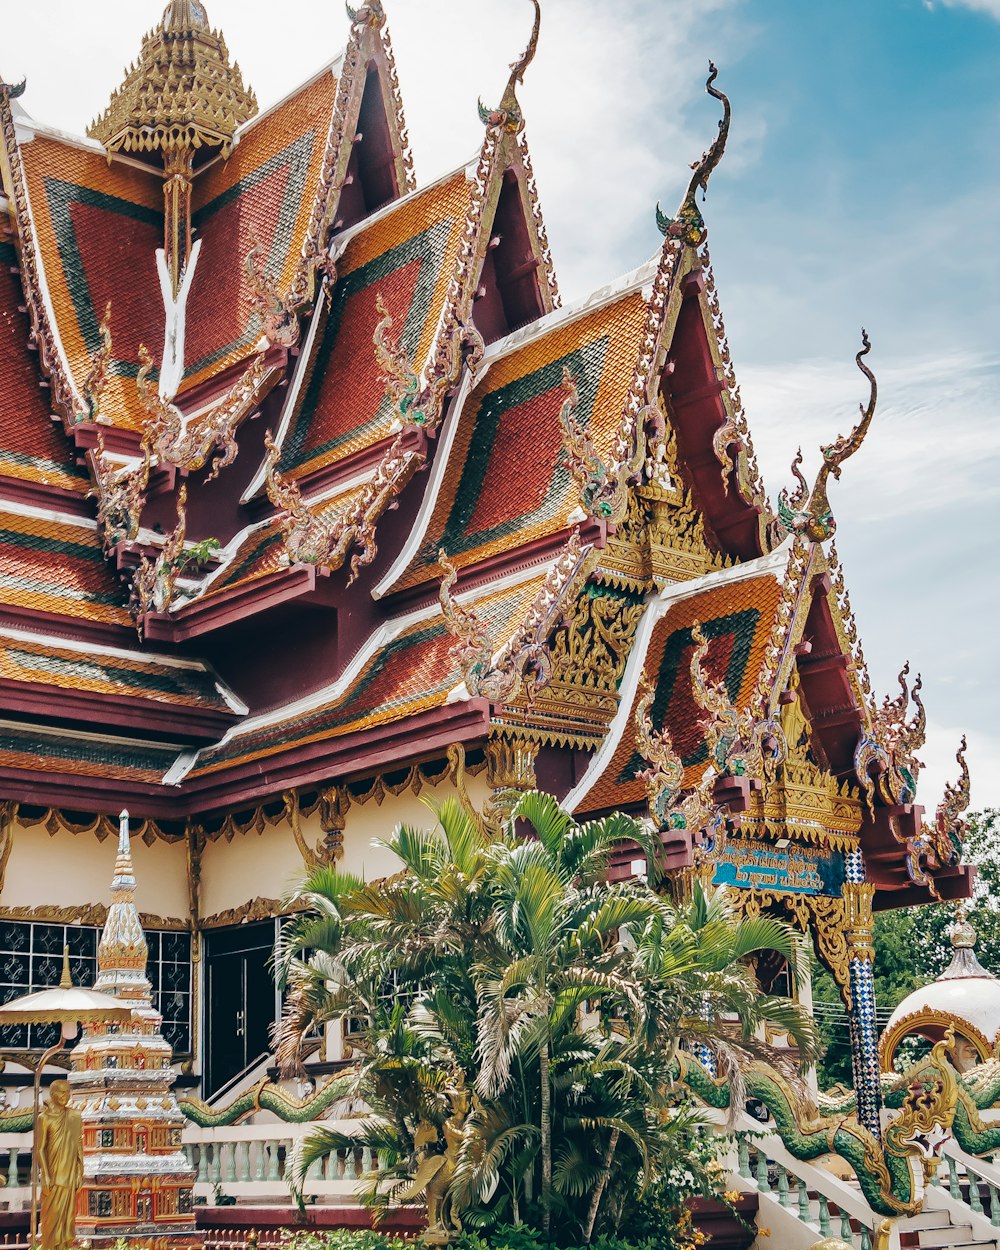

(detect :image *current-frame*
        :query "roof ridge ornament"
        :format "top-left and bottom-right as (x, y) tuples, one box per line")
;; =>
(346, 1), (386, 30)
(0, 78), (26, 100)
(559, 366), (628, 521)
(775, 328), (877, 544)
(656, 61), (731, 247)
(477, 0), (541, 134)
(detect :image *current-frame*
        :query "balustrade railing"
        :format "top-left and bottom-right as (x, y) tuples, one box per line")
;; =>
(732, 1130), (890, 1250)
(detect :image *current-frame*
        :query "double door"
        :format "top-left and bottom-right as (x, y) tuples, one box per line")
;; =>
(204, 920), (279, 1099)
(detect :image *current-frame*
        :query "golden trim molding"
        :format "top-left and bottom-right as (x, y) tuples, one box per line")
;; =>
(0, 903), (187, 930)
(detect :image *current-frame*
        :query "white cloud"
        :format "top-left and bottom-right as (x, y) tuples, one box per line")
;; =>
(739, 350), (1000, 523)
(932, 0), (1000, 17)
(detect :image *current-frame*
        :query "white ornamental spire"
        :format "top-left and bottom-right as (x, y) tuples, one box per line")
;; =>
(95, 808), (151, 1003)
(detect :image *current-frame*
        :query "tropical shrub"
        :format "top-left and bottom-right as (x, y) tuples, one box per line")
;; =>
(274, 791), (818, 1244)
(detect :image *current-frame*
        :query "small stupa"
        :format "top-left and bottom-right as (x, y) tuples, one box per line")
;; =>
(70, 810), (198, 1246)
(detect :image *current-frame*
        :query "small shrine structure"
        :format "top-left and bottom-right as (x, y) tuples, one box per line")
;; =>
(70, 812), (197, 1246)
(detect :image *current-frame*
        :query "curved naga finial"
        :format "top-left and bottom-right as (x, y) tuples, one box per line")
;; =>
(477, 0), (541, 134)
(656, 61), (731, 247)
(439, 531), (588, 707)
(373, 294), (420, 423)
(775, 329), (877, 544)
(345, 1), (385, 30)
(689, 621), (787, 782)
(0, 79), (26, 100)
(892, 735), (969, 900)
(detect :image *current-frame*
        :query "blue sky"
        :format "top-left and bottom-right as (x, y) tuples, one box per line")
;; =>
(4, 0), (999, 810)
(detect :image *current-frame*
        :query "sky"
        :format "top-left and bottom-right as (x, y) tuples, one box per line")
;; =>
(3, 0), (999, 812)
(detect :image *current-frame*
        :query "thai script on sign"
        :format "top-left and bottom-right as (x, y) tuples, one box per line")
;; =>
(712, 837), (845, 896)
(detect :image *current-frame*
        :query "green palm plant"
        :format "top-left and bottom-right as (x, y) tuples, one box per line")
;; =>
(272, 789), (820, 1243)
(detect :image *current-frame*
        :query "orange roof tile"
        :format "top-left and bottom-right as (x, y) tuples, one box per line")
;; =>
(279, 170), (472, 478)
(0, 631), (232, 712)
(396, 287), (649, 589)
(18, 134), (164, 430)
(181, 68), (338, 392)
(0, 238), (87, 493)
(0, 508), (130, 626)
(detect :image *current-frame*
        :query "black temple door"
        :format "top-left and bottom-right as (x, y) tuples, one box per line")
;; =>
(204, 921), (277, 1098)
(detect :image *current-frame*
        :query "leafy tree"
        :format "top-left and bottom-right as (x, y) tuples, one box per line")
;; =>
(274, 792), (819, 1243)
(814, 809), (998, 1087)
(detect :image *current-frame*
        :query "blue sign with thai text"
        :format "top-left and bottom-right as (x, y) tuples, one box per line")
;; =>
(711, 837), (845, 896)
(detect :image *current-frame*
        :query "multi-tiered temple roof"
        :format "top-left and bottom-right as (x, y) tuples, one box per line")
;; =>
(0, 0), (970, 909)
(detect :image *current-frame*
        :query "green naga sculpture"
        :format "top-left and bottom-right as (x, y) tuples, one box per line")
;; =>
(673, 1032), (961, 1217)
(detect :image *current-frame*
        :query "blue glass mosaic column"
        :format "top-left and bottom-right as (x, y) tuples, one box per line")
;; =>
(693, 996), (717, 1074)
(844, 850), (881, 1138)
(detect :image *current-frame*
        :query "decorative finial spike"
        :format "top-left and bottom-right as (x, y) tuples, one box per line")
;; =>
(118, 809), (130, 855)
(774, 329), (878, 544)
(478, 0), (541, 133)
(656, 61), (731, 244)
(0, 78), (26, 100)
(59, 945), (73, 989)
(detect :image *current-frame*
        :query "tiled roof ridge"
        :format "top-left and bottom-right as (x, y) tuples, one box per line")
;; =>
(562, 541), (795, 814)
(0, 87), (86, 423)
(287, 9), (416, 312)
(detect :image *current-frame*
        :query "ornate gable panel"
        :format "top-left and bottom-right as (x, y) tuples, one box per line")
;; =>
(575, 568), (785, 815)
(0, 238), (86, 494)
(0, 508), (129, 627)
(18, 136), (164, 429)
(182, 68), (338, 391)
(403, 289), (648, 585)
(280, 171), (471, 478)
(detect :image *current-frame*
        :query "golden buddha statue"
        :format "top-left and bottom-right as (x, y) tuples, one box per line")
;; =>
(36, 1080), (83, 1250)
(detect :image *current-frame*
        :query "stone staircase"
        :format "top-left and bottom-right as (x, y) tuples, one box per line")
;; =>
(726, 1118), (1000, 1250)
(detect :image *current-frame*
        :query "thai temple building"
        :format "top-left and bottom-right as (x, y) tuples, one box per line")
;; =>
(0, 0), (988, 1245)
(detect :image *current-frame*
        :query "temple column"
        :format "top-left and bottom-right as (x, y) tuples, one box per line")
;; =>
(843, 850), (881, 1138)
(483, 736), (539, 834)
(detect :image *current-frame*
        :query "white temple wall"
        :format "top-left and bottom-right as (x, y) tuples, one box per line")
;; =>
(2, 820), (188, 920)
(198, 773), (493, 920)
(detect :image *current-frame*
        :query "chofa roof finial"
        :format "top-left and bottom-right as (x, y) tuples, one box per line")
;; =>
(345, 1), (386, 30)
(477, 0), (541, 134)
(656, 61), (731, 247)
(0, 77), (26, 100)
(776, 328), (877, 544)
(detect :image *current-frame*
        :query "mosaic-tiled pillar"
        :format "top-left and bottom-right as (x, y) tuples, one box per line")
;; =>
(843, 850), (881, 1138)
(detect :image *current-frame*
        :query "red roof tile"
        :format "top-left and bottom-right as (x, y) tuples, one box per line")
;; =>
(181, 69), (338, 392)
(279, 171), (471, 479)
(18, 134), (164, 429)
(0, 239), (86, 493)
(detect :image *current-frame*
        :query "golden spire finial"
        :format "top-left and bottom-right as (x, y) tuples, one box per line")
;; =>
(162, 0), (210, 30)
(775, 329), (877, 544)
(656, 62), (731, 246)
(59, 945), (73, 990)
(477, 0), (541, 134)
(89, 0), (256, 296)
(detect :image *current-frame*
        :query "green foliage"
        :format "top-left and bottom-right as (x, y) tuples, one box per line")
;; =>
(814, 809), (998, 1087)
(276, 791), (816, 1244)
(284, 1226), (690, 1250)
